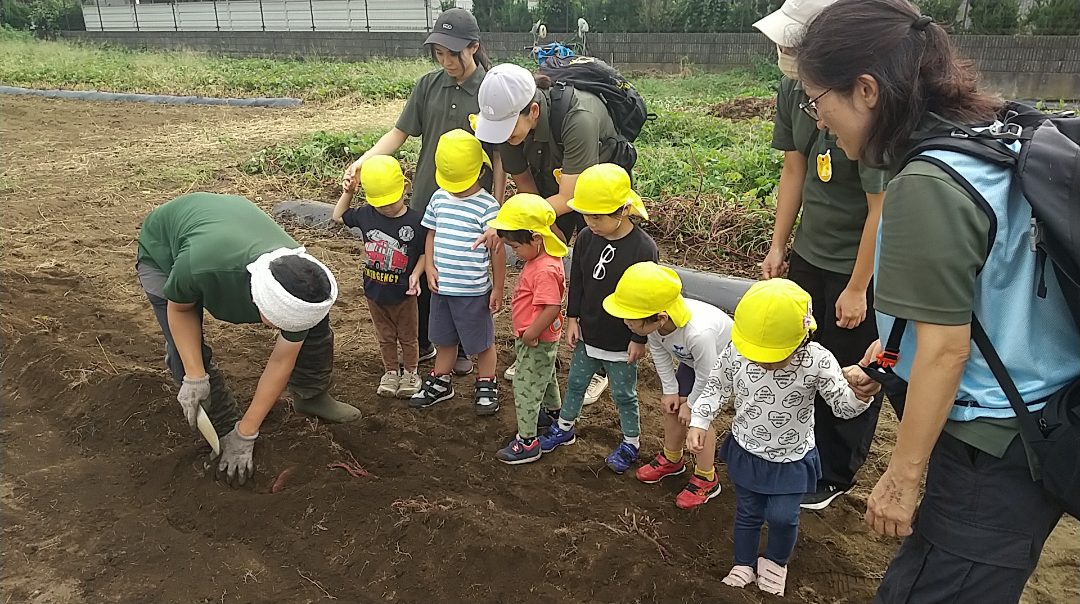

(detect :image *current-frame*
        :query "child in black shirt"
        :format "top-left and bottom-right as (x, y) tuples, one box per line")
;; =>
(538, 164), (659, 474)
(333, 155), (427, 399)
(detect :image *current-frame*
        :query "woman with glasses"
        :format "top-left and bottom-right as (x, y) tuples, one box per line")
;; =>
(753, 0), (892, 511)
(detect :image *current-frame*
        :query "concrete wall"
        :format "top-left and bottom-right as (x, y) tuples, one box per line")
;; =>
(63, 30), (1080, 100)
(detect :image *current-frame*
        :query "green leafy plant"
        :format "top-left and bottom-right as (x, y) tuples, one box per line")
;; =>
(968, 0), (1020, 34)
(1025, 0), (1080, 34)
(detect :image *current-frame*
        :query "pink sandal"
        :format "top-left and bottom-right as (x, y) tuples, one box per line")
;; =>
(721, 565), (756, 588)
(756, 557), (788, 597)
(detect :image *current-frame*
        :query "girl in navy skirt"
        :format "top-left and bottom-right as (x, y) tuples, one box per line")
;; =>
(687, 279), (873, 597)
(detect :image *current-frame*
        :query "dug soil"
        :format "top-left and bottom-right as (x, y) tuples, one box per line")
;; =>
(2, 96), (1077, 604)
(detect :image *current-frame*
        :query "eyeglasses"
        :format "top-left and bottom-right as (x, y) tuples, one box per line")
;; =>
(799, 89), (831, 121)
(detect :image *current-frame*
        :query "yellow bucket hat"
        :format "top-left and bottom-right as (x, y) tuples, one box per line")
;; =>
(731, 278), (818, 364)
(602, 262), (692, 327)
(435, 128), (492, 194)
(567, 163), (648, 220)
(487, 193), (568, 258)
(359, 155), (406, 208)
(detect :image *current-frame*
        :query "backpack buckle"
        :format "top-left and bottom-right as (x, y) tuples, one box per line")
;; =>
(1030, 218), (1043, 253)
(876, 350), (900, 369)
(989, 121), (1023, 139)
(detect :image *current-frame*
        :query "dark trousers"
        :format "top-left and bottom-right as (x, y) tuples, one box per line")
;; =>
(733, 487), (802, 567)
(875, 433), (1063, 603)
(788, 253), (885, 489)
(417, 276), (432, 351)
(137, 262), (334, 434)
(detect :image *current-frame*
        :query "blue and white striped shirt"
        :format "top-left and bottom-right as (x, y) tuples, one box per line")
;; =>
(421, 189), (500, 296)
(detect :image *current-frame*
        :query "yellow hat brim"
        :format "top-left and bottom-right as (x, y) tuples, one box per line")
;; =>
(435, 151), (492, 194)
(602, 292), (654, 320)
(566, 189), (648, 220)
(731, 322), (805, 364)
(365, 186), (405, 208)
(666, 295), (691, 327)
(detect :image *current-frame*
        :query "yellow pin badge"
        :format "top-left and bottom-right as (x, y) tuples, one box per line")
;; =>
(817, 149), (833, 182)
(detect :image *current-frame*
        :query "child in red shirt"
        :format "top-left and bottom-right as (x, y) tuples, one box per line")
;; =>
(488, 193), (568, 464)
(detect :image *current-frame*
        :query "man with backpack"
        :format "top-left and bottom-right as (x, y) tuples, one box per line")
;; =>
(474, 61), (649, 403)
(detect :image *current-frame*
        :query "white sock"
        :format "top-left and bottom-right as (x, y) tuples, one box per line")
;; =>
(557, 417), (576, 431)
(624, 436), (640, 448)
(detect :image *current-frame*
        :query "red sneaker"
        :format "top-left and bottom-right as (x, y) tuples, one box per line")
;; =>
(635, 452), (687, 484)
(675, 474), (721, 509)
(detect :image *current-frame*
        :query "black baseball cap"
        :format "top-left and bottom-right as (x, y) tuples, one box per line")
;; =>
(424, 8), (481, 52)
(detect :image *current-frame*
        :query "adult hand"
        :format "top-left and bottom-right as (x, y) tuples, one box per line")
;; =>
(565, 318), (581, 349)
(177, 374), (210, 429)
(678, 403), (692, 427)
(661, 394), (681, 415)
(489, 289), (503, 314)
(686, 427), (707, 454)
(860, 339), (884, 367)
(343, 157), (364, 190)
(216, 423), (258, 487)
(836, 286), (868, 329)
(471, 228), (501, 252)
(865, 466), (920, 537)
(760, 246), (789, 279)
(406, 274), (421, 296)
(426, 267), (440, 293)
(628, 341), (647, 364)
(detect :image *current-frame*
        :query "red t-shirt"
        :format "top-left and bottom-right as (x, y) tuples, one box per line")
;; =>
(511, 253), (566, 343)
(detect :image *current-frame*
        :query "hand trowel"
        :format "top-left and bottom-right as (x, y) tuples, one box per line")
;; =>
(195, 407), (221, 456)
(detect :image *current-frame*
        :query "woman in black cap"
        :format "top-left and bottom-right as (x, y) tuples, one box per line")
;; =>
(343, 8), (496, 372)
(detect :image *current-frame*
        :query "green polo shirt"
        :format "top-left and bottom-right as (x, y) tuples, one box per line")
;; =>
(396, 65), (486, 212)
(498, 87), (621, 197)
(137, 193), (308, 342)
(773, 77), (890, 275)
(875, 148), (1028, 468)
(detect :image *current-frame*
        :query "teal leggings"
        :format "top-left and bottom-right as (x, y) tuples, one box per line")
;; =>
(560, 342), (640, 438)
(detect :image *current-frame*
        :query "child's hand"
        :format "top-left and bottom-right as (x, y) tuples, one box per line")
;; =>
(524, 335), (540, 348)
(661, 394), (681, 415)
(343, 158), (363, 191)
(843, 365), (881, 400)
(427, 268), (439, 293)
(406, 274), (421, 296)
(489, 289), (502, 314)
(565, 318), (581, 349)
(678, 403), (692, 427)
(686, 427), (707, 454)
(628, 341), (647, 363)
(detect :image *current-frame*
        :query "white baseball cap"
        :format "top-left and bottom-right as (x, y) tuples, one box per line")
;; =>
(753, 0), (840, 47)
(474, 64), (537, 144)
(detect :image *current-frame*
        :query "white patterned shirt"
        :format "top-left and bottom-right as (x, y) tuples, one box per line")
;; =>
(690, 342), (870, 463)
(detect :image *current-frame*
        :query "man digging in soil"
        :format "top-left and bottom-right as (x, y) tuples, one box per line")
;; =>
(136, 193), (361, 486)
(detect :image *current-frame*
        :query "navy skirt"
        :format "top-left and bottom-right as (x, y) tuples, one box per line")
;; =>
(721, 434), (822, 496)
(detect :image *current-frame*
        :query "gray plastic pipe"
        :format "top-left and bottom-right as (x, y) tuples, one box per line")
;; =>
(274, 199), (754, 311)
(0, 85), (303, 108)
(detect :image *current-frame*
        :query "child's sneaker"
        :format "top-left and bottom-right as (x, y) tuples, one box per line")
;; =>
(756, 557), (788, 597)
(635, 452), (687, 484)
(474, 378), (499, 416)
(496, 436), (541, 465)
(582, 373), (608, 406)
(396, 371), (422, 399)
(503, 361), (517, 380)
(605, 441), (639, 474)
(409, 373), (454, 409)
(721, 565), (756, 589)
(538, 424), (576, 452)
(377, 371), (399, 397)
(675, 474), (721, 509)
(536, 408), (560, 430)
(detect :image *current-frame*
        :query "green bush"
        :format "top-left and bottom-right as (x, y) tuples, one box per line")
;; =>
(1026, 0), (1080, 34)
(968, 0), (1020, 34)
(913, 0), (963, 30)
(472, 0), (532, 32)
(1, 0), (83, 37)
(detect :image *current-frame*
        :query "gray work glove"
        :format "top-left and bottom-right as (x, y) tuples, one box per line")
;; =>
(177, 374), (211, 429)
(216, 422), (258, 487)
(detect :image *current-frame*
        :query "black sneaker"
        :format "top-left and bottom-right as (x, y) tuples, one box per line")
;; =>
(418, 345), (437, 363)
(800, 484), (851, 510)
(474, 378), (499, 416)
(537, 408), (560, 430)
(409, 373), (454, 409)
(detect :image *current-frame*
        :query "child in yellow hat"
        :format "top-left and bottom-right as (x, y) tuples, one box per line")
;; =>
(687, 278), (873, 597)
(487, 193), (568, 464)
(333, 155), (427, 399)
(538, 163), (659, 475)
(603, 261), (734, 508)
(412, 129), (506, 415)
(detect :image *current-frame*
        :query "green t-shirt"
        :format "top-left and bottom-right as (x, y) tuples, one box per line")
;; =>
(772, 77), (890, 275)
(396, 65), (486, 213)
(137, 193), (307, 342)
(498, 87), (621, 197)
(875, 156), (1028, 464)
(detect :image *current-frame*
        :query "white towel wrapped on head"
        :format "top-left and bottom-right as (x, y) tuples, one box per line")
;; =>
(247, 247), (338, 332)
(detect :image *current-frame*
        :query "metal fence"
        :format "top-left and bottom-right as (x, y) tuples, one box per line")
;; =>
(80, 0), (472, 32)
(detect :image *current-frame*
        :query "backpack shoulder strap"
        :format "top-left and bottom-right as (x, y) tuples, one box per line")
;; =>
(970, 316), (1048, 443)
(548, 82), (575, 148)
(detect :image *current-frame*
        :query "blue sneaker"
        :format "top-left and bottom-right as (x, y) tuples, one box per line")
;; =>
(496, 436), (542, 465)
(539, 424), (577, 452)
(606, 441), (640, 474)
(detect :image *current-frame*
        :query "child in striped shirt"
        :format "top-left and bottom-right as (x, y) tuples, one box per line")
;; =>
(411, 129), (506, 415)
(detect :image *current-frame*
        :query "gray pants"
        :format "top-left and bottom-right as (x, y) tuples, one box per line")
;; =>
(875, 432), (1064, 603)
(137, 262), (334, 435)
